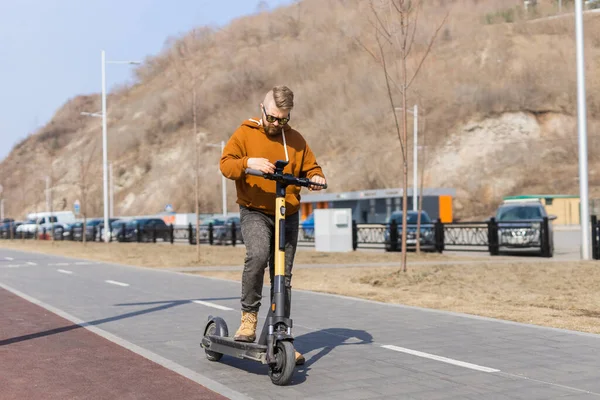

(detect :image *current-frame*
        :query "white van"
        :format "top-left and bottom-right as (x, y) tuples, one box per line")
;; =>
(16, 211), (76, 235)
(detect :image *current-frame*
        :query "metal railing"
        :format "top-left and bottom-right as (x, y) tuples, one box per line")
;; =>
(0, 217), (553, 257)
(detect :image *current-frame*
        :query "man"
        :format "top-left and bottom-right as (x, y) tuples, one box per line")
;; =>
(220, 85), (326, 365)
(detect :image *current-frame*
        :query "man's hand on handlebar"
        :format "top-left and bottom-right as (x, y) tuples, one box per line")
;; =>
(247, 158), (275, 174)
(309, 175), (327, 191)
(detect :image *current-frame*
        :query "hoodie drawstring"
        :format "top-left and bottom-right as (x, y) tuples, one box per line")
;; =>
(282, 127), (289, 162)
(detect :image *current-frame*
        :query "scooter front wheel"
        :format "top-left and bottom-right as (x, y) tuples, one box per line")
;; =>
(268, 340), (295, 386)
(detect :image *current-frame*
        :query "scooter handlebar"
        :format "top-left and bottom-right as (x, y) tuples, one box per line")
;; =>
(245, 168), (264, 177)
(244, 168), (327, 189)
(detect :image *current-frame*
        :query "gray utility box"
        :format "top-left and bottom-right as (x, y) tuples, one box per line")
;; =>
(314, 208), (353, 252)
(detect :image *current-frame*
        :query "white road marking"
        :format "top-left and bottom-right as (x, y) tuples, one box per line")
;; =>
(4, 257), (14, 261)
(193, 300), (233, 311)
(381, 345), (500, 373)
(4, 264), (21, 268)
(105, 280), (129, 287)
(26, 262), (37, 265)
(74, 262), (91, 265)
(57, 269), (73, 275)
(49, 262), (70, 266)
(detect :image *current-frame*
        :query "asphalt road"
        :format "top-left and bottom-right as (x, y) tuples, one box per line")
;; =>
(2, 247), (600, 399)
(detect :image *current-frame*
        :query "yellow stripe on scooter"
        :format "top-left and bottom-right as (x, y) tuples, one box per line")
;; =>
(274, 197), (286, 277)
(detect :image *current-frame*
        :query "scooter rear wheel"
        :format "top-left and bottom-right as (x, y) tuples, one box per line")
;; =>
(204, 322), (224, 362)
(268, 341), (295, 386)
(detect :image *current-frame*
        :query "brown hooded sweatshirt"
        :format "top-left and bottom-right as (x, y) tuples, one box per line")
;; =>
(220, 117), (324, 216)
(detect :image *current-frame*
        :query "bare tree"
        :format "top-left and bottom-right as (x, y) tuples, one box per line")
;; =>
(169, 28), (215, 261)
(360, 0), (448, 272)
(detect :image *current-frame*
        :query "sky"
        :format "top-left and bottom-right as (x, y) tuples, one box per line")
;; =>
(0, 0), (294, 161)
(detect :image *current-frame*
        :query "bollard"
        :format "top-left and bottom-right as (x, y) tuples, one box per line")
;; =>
(541, 217), (551, 258)
(389, 220), (398, 252)
(170, 224), (174, 244)
(231, 222), (237, 247)
(434, 218), (445, 253)
(209, 223), (214, 245)
(487, 217), (499, 256)
(592, 215), (599, 260)
(352, 220), (358, 251)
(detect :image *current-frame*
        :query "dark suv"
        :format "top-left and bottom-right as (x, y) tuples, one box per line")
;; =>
(213, 216), (242, 245)
(495, 201), (556, 257)
(384, 210), (436, 252)
(114, 218), (170, 242)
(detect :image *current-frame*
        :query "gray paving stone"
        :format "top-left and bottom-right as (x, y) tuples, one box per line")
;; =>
(2, 247), (600, 400)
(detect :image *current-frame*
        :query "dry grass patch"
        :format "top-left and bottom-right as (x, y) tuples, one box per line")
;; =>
(195, 261), (600, 334)
(0, 240), (480, 268)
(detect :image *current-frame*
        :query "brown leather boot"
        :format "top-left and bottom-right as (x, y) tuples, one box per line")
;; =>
(295, 351), (305, 365)
(233, 311), (258, 342)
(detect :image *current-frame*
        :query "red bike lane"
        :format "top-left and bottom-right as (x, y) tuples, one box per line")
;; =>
(0, 288), (228, 400)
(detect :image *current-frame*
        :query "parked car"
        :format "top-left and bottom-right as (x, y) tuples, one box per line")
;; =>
(16, 211), (76, 238)
(495, 200), (556, 257)
(15, 218), (41, 237)
(0, 219), (20, 238)
(384, 210), (436, 252)
(81, 218), (104, 241)
(300, 213), (315, 239)
(196, 217), (226, 242)
(213, 216), (242, 245)
(114, 218), (170, 242)
(107, 219), (129, 241)
(96, 218), (123, 241)
(84, 218), (122, 241)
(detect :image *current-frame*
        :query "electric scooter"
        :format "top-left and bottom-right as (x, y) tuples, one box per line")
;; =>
(201, 159), (327, 386)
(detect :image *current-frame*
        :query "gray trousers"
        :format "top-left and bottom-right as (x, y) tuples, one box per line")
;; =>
(239, 206), (299, 313)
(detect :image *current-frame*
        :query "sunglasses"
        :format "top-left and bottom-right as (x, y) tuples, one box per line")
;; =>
(262, 105), (290, 126)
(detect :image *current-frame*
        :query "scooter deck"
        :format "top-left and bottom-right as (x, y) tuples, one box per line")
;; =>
(202, 335), (268, 364)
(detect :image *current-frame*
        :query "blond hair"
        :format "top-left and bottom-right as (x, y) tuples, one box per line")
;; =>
(269, 85), (294, 110)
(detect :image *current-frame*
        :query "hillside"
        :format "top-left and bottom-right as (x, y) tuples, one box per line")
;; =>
(2, 0), (600, 221)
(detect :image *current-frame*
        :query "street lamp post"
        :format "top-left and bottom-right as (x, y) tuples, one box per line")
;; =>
(0, 184), (4, 220)
(395, 105), (419, 211)
(109, 162), (114, 218)
(83, 51), (140, 242)
(207, 141), (227, 216)
(575, 0), (590, 259)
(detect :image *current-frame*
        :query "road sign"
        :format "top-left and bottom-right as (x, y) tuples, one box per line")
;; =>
(165, 204), (174, 212)
(74, 200), (81, 215)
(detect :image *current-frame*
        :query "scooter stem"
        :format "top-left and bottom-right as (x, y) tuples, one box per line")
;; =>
(272, 161), (287, 320)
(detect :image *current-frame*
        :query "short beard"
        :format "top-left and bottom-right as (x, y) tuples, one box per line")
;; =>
(263, 121), (281, 136)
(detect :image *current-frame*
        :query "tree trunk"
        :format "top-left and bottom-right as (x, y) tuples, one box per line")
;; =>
(400, 55), (408, 273)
